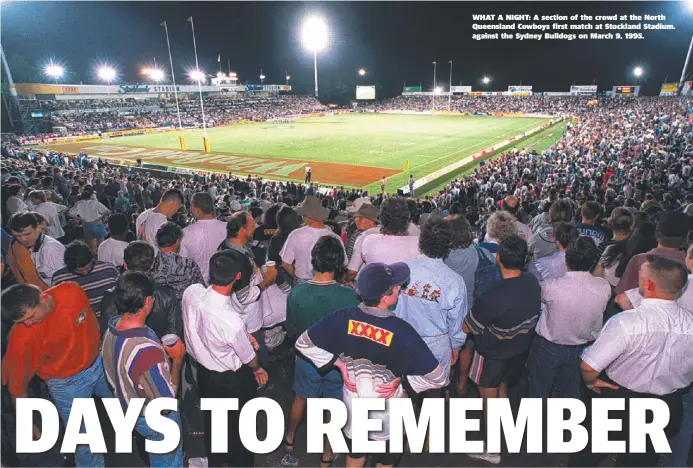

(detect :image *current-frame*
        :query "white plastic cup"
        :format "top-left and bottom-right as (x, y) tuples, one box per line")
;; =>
(356, 377), (376, 397)
(161, 334), (179, 346)
(265, 261), (276, 268)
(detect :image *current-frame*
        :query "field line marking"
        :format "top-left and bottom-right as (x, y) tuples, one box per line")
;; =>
(408, 120), (545, 172)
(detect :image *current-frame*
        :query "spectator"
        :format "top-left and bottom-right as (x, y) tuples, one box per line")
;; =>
(478, 211), (518, 254)
(182, 250), (268, 468)
(97, 213), (130, 267)
(100, 241), (182, 340)
(463, 235), (541, 464)
(282, 236), (359, 466)
(1, 282), (112, 467)
(101, 271), (185, 467)
(135, 188), (184, 253)
(358, 196), (420, 267)
(528, 200), (573, 260)
(575, 255), (693, 467)
(527, 222), (578, 282)
(29, 190), (66, 239)
(152, 221), (205, 301)
(280, 196), (344, 284)
(345, 203), (380, 281)
(68, 187), (111, 251)
(51, 240), (119, 318)
(8, 212), (65, 288)
(295, 262), (447, 468)
(593, 207), (634, 287)
(180, 192), (228, 282)
(577, 201), (610, 247)
(528, 236), (611, 398)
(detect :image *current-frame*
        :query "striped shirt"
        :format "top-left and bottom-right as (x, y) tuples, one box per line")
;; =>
(51, 261), (119, 318)
(101, 317), (176, 410)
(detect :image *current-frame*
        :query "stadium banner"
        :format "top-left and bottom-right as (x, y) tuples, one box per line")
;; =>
(469, 91), (505, 96)
(403, 86), (422, 93)
(356, 85), (376, 100)
(245, 84), (291, 92)
(508, 91), (533, 96)
(570, 85), (598, 96)
(544, 92), (572, 97)
(508, 85), (532, 92)
(612, 85), (641, 96)
(15, 83), (63, 96)
(682, 81), (693, 96)
(659, 82), (679, 97)
(399, 118), (563, 194)
(450, 86), (472, 93)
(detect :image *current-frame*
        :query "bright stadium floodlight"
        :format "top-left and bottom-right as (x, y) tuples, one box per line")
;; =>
(189, 69), (205, 83)
(149, 68), (165, 82)
(359, 68), (366, 76)
(633, 66), (644, 77)
(302, 15), (328, 98)
(482, 76), (491, 85)
(44, 63), (64, 82)
(97, 65), (117, 85)
(435, 86), (442, 94)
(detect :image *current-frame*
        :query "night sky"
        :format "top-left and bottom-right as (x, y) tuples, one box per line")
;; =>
(2, 1), (693, 102)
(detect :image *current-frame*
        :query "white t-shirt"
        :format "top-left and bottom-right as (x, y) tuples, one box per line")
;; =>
(135, 209), (168, 253)
(34, 202), (66, 239)
(97, 238), (129, 267)
(347, 227), (380, 273)
(360, 234), (420, 266)
(280, 226), (344, 280)
(180, 219), (228, 282)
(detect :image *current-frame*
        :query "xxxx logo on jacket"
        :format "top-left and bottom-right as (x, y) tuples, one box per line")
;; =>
(347, 320), (394, 346)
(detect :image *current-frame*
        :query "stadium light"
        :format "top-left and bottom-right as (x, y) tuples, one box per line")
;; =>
(44, 61), (64, 83)
(260, 69), (265, 84)
(359, 68), (366, 76)
(301, 15), (328, 99)
(97, 65), (117, 85)
(188, 69), (205, 83)
(633, 66), (644, 77)
(435, 86), (442, 94)
(149, 68), (165, 82)
(482, 76), (491, 85)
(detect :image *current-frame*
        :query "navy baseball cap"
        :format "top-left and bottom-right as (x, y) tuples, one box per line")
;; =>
(356, 262), (410, 300)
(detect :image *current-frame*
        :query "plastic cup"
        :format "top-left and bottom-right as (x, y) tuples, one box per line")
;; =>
(161, 334), (179, 346)
(356, 377), (376, 397)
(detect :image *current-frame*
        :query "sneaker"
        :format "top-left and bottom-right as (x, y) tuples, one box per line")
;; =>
(468, 452), (502, 465)
(281, 453), (299, 467)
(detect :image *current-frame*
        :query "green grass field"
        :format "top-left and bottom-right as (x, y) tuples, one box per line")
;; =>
(105, 113), (553, 193)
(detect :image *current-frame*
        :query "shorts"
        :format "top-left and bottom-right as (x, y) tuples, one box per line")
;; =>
(468, 351), (526, 389)
(293, 355), (343, 400)
(344, 436), (403, 466)
(83, 221), (108, 240)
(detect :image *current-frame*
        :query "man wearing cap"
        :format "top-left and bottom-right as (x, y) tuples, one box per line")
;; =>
(280, 196), (345, 284)
(345, 197), (372, 257)
(295, 262), (447, 468)
(345, 203), (380, 281)
(616, 211), (689, 293)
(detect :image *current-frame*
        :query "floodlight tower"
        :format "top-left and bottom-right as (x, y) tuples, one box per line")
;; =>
(97, 65), (116, 85)
(45, 59), (64, 84)
(302, 16), (328, 99)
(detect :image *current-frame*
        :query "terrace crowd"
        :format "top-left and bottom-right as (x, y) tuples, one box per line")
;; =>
(1, 94), (693, 468)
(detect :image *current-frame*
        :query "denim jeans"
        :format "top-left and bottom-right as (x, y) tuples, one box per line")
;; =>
(528, 335), (585, 399)
(134, 411), (184, 468)
(663, 387), (693, 467)
(45, 357), (113, 467)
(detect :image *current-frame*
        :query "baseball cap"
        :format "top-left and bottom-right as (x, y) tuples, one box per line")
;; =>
(356, 262), (410, 301)
(347, 197), (372, 213)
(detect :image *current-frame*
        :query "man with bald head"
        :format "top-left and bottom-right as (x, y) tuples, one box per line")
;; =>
(503, 195), (531, 240)
(571, 255), (693, 467)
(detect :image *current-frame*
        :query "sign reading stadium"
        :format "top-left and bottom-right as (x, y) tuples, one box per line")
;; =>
(508, 85), (532, 92)
(570, 85), (598, 96)
(450, 86), (472, 93)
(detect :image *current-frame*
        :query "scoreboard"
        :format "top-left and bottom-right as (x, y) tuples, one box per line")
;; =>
(612, 85), (640, 96)
(356, 86), (376, 100)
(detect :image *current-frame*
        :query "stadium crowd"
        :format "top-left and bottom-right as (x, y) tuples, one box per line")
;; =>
(23, 95), (327, 137)
(2, 93), (693, 468)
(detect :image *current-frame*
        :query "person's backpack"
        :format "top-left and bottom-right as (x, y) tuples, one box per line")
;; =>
(473, 247), (501, 301)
